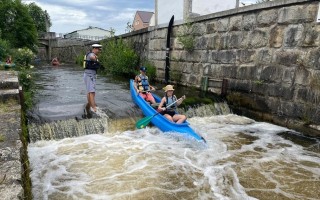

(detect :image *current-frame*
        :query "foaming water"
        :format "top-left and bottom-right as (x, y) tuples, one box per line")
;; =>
(28, 114), (320, 200)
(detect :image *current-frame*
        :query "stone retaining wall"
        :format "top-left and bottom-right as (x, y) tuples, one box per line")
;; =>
(0, 71), (23, 199)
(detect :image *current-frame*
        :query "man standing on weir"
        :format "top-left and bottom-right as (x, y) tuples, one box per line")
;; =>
(83, 43), (102, 113)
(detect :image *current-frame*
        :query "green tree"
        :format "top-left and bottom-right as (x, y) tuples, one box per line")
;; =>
(27, 2), (51, 32)
(0, 39), (11, 60)
(0, 0), (37, 51)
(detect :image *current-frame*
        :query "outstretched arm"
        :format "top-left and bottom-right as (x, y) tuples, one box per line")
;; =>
(158, 97), (166, 111)
(176, 95), (186, 106)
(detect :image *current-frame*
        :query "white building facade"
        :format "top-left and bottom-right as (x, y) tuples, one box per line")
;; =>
(155, 0), (238, 25)
(64, 26), (111, 41)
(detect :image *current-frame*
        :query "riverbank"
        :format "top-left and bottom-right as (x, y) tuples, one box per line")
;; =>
(0, 71), (23, 200)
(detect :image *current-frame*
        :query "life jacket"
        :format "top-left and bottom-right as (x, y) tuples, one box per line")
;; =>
(164, 95), (177, 112)
(84, 52), (101, 71)
(137, 74), (150, 92)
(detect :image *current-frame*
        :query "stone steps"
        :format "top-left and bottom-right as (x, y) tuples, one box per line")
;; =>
(0, 71), (20, 103)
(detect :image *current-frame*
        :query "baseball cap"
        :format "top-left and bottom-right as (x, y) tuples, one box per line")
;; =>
(140, 66), (147, 72)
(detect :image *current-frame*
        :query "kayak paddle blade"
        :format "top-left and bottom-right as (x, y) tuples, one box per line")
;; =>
(136, 115), (153, 129)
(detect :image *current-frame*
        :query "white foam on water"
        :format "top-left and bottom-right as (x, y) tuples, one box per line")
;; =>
(94, 107), (109, 118)
(28, 114), (320, 200)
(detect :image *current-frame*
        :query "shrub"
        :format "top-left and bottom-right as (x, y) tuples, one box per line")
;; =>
(18, 67), (35, 109)
(177, 21), (196, 52)
(12, 47), (34, 67)
(99, 38), (138, 78)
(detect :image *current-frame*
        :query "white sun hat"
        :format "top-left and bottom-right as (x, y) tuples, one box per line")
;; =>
(92, 44), (102, 48)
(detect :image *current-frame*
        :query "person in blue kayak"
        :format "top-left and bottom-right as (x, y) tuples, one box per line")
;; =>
(134, 66), (156, 104)
(83, 43), (102, 113)
(157, 85), (186, 124)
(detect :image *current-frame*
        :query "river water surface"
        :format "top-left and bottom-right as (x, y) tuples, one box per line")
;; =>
(27, 65), (320, 200)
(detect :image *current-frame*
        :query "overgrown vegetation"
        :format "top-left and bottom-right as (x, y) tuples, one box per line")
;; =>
(177, 20), (197, 52)
(87, 38), (157, 80)
(18, 67), (36, 109)
(99, 38), (138, 77)
(0, 133), (4, 142)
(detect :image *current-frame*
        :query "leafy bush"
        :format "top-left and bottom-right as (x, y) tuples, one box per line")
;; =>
(75, 53), (85, 67)
(12, 47), (34, 67)
(99, 38), (138, 78)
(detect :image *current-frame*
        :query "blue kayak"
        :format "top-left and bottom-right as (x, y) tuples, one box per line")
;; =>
(130, 79), (206, 143)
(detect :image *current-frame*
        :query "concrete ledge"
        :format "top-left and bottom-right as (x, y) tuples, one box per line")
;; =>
(0, 89), (20, 103)
(0, 103), (23, 200)
(0, 71), (19, 90)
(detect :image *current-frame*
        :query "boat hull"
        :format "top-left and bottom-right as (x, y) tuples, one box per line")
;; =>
(130, 79), (205, 142)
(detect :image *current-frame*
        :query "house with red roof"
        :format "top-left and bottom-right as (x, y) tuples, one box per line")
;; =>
(132, 11), (154, 31)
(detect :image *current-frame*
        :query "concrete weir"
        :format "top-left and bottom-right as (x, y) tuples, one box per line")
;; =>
(0, 71), (23, 199)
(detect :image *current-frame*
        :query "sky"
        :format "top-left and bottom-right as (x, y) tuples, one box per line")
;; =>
(21, 0), (258, 36)
(21, 0), (154, 35)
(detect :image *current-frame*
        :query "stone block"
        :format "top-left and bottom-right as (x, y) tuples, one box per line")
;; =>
(221, 65), (238, 79)
(237, 49), (255, 64)
(269, 25), (284, 48)
(0, 89), (19, 103)
(305, 48), (320, 70)
(206, 21), (216, 34)
(229, 15), (242, 31)
(252, 82), (269, 95)
(302, 24), (320, 47)
(210, 50), (236, 64)
(295, 87), (320, 104)
(194, 36), (208, 50)
(294, 67), (311, 86)
(248, 28), (269, 48)
(207, 34), (220, 50)
(219, 33), (229, 50)
(284, 24), (304, 47)
(0, 71), (19, 90)
(278, 4), (318, 24)
(236, 65), (257, 80)
(273, 50), (300, 66)
(216, 18), (229, 32)
(229, 32), (243, 49)
(243, 14), (256, 31)
(257, 9), (278, 27)
(260, 65), (283, 83)
(255, 48), (272, 65)
(267, 83), (294, 100)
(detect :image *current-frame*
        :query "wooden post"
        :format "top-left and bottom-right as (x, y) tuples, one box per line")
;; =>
(221, 79), (228, 97)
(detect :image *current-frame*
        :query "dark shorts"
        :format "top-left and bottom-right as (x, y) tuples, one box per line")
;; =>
(162, 109), (176, 117)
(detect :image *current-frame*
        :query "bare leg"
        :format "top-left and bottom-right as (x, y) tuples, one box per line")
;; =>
(173, 114), (187, 124)
(164, 114), (174, 122)
(88, 92), (96, 112)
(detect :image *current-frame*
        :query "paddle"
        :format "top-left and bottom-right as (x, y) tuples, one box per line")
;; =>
(136, 95), (185, 129)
